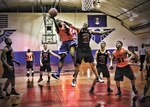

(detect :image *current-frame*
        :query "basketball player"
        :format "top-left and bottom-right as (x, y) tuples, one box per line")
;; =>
(1, 38), (20, 96)
(37, 44), (60, 83)
(51, 17), (77, 79)
(25, 49), (34, 77)
(89, 41), (113, 94)
(62, 22), (115, 87)
(139, 47), (150, 102)
(139, 44), (146, 71)
(110, 41), (138, 96)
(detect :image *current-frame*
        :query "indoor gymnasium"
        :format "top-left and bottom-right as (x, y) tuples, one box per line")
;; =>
(0, 0), (150, 107)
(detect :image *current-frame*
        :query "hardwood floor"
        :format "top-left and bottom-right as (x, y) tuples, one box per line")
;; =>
(0, 63), (150, 107)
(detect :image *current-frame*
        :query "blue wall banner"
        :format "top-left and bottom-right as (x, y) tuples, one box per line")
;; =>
(88, 15), (107, 27)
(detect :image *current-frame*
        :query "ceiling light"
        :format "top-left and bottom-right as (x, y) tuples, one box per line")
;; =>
(129, 17), (134, 21)
(132, 13), (139, 18)
(96, 1), (101, 8)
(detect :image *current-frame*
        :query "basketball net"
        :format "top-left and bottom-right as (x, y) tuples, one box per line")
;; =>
(82, 0), (94, 11)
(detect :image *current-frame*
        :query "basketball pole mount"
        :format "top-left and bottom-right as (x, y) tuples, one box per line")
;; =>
(42, 13), (57, 44)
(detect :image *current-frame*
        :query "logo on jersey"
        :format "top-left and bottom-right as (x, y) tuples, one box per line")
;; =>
(43, 52), (49, 60)
(83, 33), (90, 43)
(0, 29), (16, 43)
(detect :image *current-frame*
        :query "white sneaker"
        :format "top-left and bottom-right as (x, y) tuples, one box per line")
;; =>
(97, 77), (104, 83)
(71, 79), (76, 87)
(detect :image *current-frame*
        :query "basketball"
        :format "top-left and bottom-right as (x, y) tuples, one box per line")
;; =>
(48, 8), (58, 17)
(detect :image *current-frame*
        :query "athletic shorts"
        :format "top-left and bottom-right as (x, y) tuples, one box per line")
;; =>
(40, 63), (51, 72)
(2, 65), (15, 79)
(114, 65), (135, 81)
(58, 40), (77, 55)
(76, 48), (94, 64)
(26, 61), (33, 70)
(97, 64), (110, 78)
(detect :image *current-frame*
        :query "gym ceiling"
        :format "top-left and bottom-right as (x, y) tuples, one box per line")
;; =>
(0, 0), (150, 39)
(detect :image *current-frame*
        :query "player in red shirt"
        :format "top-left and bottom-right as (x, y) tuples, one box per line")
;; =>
(51, 17), (77, 79)
(110, 41), (138, 96)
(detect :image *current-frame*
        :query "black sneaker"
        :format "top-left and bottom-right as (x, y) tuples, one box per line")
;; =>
(89, 87), (94, 94)
(26, 73), (30, 77)
(6, 92), (10, 96)
(0, 95), (4, 99)
(107, 87), (113, 92)
(37, 78), (43, 83)
(71, 79), (76, 87)
(133, 87), (138, 95)
(115, 91), (121, 96)
(51, 73), (59, 80)
(3, 89), (10, 96)
(139, 97), (146, 102)
(47, 80), (50, 83)
(31, 72), (34, 77)
(10, 90), (20, 96)
(97, 77), (104, 83)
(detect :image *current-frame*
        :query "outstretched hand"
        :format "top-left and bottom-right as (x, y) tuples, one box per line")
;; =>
(110, 28), (115, 33)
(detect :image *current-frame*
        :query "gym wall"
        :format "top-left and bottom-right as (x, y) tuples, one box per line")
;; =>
(0, 13), (144, 65)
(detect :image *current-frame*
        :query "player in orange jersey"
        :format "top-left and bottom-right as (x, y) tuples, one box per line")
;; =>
(110, 41), (138, 96)
(25, 49), (34, 77)
(51, 17), (77, 79)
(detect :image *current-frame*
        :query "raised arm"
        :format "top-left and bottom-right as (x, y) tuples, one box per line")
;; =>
(90, 28), (115, 35)
(51, 17), (59, 33)
(63, 21), (80, 32)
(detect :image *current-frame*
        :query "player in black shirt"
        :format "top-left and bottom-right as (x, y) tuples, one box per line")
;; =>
(62, 22), (115, 87)
(139, 48), (150, 102)
(1, 38), (20, 96)
(37, 44), (60, 83)
(89, 41), (113, 94)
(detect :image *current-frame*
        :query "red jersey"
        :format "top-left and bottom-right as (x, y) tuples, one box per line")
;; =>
(113, 48), (129, 67)
(58, 27), (74, 42)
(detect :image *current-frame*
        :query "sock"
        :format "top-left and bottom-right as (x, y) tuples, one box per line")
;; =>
(32, 71), (34, 73)
(48, 76), (50, 81)
(27, 71), (29, 73)
(11, 88), (15, 92)
(57, 68), (61, 75)
(117, 87), (120, 92)
(40, 75), (42, 79)
(132, 85), (135, 89)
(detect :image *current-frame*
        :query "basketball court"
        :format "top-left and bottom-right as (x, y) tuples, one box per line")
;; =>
(0, 0), (150, 107)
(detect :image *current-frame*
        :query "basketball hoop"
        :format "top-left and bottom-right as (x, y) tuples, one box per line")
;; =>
(82, 0), (94, 11)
